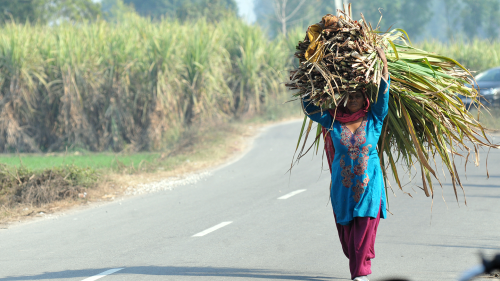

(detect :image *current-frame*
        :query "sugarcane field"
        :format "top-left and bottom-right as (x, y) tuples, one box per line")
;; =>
(0, 1), (500, 281)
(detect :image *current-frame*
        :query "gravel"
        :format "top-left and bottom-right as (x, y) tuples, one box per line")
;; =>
(124, 171), (213, 196)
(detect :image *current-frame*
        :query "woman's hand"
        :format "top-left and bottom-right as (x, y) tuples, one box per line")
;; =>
(376, 47), (389, 81)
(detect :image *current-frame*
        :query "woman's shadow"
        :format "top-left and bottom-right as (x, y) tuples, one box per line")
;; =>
(0, 266), (347, 280)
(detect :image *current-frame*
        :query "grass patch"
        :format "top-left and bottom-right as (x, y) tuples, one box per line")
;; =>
(0, 122), (250, 174)
(0, 152), (161, 172)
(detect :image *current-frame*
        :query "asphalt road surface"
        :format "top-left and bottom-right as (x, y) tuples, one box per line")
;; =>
(1, 120), (499, 281)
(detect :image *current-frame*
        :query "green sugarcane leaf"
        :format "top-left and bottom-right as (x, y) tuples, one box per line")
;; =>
(396, 28), (412, 45)
(387, 39), (399, 61)
(295, 115), (308, 152)
(315, 124), (323, 154)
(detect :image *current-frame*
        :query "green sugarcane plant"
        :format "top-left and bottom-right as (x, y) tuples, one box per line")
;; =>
(0, 15), (295, 153)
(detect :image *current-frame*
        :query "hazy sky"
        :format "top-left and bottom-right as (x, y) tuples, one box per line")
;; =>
(235, 0), (256, 23)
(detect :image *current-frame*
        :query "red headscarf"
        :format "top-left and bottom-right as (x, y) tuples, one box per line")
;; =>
(322, 97), (370, 173)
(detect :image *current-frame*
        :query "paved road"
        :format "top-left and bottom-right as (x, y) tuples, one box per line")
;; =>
(0, 120), (499, 281)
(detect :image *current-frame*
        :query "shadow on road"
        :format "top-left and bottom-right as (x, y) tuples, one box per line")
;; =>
(0, 266), (343, 281)
(401, 242), (500, 251)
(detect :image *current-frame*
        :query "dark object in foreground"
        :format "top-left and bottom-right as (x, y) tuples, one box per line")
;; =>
(382, 253), (500, 281)
(484, 254), (500, 275)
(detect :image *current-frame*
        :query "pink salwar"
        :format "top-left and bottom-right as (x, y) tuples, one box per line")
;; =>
(334, 206), (381, 280)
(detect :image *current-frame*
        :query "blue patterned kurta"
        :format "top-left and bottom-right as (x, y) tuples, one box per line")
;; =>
(303, 78), (390, 225)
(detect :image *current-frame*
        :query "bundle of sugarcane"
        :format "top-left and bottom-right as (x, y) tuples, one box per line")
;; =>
(287, 7), (382, 108)
(289, 4), (499, 203)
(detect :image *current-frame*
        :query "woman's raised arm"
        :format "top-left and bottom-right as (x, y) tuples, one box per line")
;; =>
(302, 97), (334, 129)
(371, 48), (390, 121)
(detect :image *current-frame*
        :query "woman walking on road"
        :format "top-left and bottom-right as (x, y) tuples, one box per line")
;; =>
(302, 48), (390, 281)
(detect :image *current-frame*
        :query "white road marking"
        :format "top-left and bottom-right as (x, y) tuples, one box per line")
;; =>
(82, 268), (124, 281)
(192, 221), (233, 237)
(278, 189), (307, 200)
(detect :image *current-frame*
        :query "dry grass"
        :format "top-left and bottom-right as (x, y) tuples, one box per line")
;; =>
(0, 164), (96, 205)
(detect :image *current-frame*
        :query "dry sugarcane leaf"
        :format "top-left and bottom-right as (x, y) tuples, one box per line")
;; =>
(305, 25), (325, 63)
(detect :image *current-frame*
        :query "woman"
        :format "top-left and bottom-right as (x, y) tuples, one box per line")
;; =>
(302, 48), (389, 281)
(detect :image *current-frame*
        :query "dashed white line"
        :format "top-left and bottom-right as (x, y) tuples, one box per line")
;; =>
(192, 221), (233, 237)
(278, 189), (307, 200)
(82, 268), (124, 281)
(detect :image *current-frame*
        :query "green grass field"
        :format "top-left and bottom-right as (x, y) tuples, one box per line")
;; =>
(0, 152), (160, 171)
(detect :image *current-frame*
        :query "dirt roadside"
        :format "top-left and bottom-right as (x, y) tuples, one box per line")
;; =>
(0, 118), (302, 229)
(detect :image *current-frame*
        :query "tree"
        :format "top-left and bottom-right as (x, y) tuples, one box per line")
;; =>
(102, 0), (136, 21)
(334, 0), (434, 39)
(273, 0), (307, 36)
(461, 0), (500, 39)
(0, 0), (44, 23)
(0, 0), (102, 24)
(443, 0), (462, 40)
(176, 0), (238, 22)
(123, 0), (237, 21)
(483, 1), (500, 38)
(47, 0), (102, 22)
(254, 0), (329, 37)
(398, 0), (433, 39)
(123, 0), (176, 19)
(254, 0), (274, 32)
(255, 0), (435, 39)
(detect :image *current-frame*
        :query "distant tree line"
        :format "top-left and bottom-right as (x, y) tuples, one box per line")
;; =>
(0, 0), (102, 23)
(121, 0), (237, 21)
(0, 0), (238, 24)
(2, 0), (498, 39)
(255, 0), (500, 40)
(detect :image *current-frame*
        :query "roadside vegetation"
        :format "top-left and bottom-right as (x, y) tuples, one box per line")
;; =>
(0, 14), (300, 153)
(0, 164), (96, 208)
